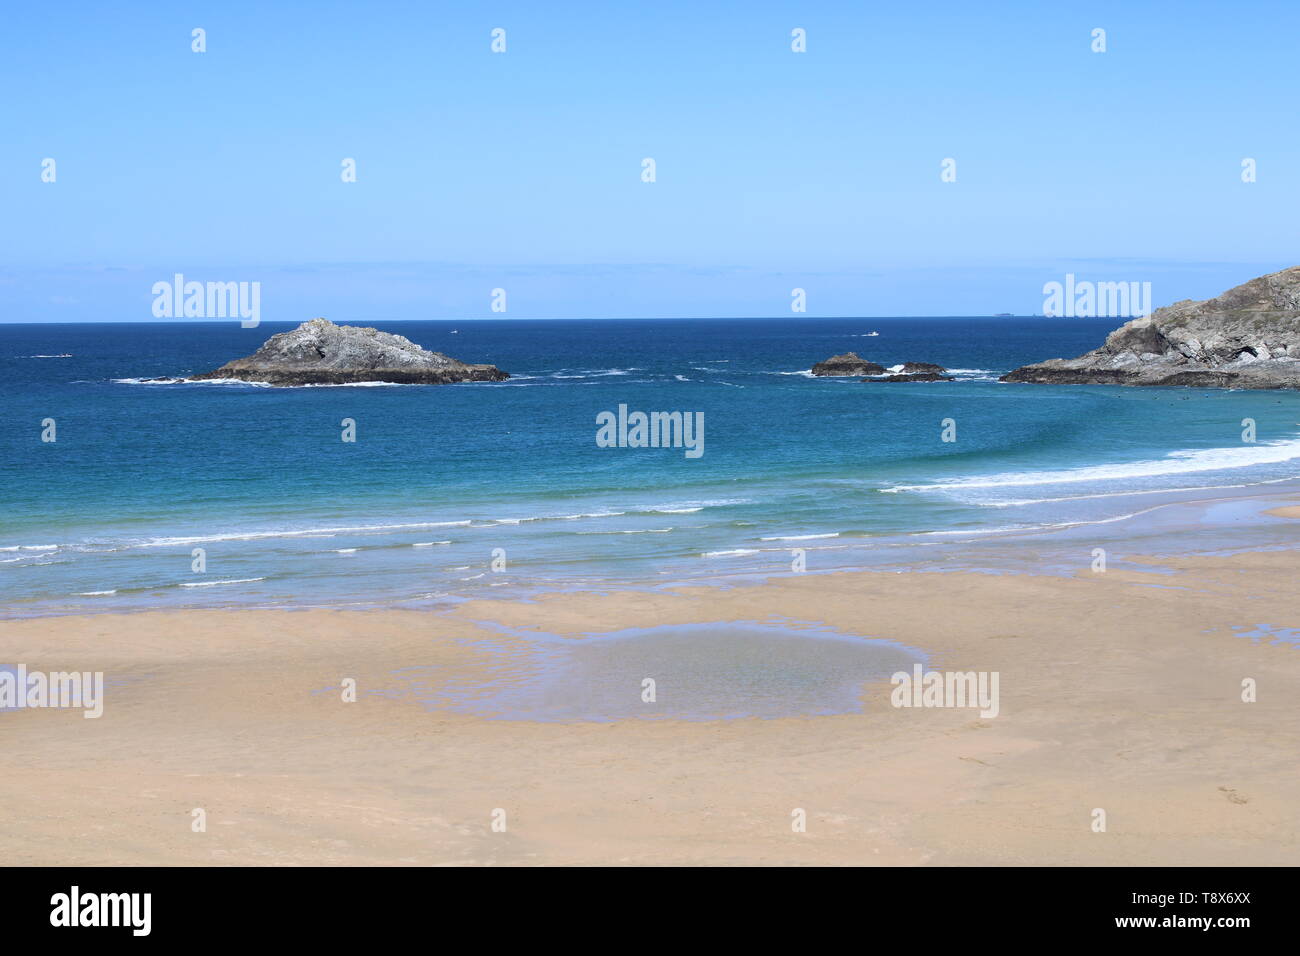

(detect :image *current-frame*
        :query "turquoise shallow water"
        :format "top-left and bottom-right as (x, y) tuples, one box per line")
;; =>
(4, 317), (1300, 616)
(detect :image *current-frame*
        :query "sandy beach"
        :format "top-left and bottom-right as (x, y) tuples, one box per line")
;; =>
(2, 498), (1297, 867)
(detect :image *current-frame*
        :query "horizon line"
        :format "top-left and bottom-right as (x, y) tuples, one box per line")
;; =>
(0, 313), (1118, 326)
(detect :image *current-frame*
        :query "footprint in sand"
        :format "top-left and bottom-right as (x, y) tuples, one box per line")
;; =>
(1218, 786), (1249, 805)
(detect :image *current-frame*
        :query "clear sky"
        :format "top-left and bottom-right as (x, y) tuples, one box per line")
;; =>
(2, 0), (1297, 321)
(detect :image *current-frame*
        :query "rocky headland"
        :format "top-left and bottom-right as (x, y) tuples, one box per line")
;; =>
(188, 318), (510, 386)
(1001, 266), (1300, 389)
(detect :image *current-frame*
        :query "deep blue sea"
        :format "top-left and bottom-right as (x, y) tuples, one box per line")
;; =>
(5, 317), (1300, 617)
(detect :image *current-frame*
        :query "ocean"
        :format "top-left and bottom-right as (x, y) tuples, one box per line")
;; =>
(4, 317), (1300, 617)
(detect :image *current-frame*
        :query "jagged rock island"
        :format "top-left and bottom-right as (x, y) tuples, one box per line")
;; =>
(1001, 266), (1300, 389)
(812, 352), (885, 376)
(188, 318), (510, 386)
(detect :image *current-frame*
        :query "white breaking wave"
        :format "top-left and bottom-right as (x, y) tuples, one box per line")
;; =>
(551, 369), (635, 379)
(139, 521), (473, 547)
(882, 437), (1300, 493)
(114, 377), (272, 387)
(911, 504), (1169, 536)
(759, 533), (841, 541)
(131, 511), (631, 551)
(701, 548), (760, 557)
(179, 577), (266, 588)
(576, 528), (673, 535)
(115, 377), (438, 389)
(491, 511), (624, 525)
(884, 366), (993, 376)
(645, 498), (748, 514)
(985, 476), (1299, 508)
(80, 590), (117, 596)
(412, 541), (451, 547)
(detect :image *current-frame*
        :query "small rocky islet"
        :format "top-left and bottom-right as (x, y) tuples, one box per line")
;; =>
(811, 352), (954, 382)
(185, 318), (509, 386)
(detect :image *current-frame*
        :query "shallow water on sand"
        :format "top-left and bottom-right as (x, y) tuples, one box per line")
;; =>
(402, 621), (926, 722)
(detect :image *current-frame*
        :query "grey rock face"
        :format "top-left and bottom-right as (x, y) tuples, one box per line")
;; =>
(897, 362), (948, 374)
(812, 352), (886, 376)
(1001, 266), (1300, 389)
(189, 318), (509, 386)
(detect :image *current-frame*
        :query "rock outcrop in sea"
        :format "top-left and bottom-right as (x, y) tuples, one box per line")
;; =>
(1001, 266), (1300, 389)
(812, 352), (885, 376)
(863, 371), (954, 383)
(188, 318), (510, 386)
(812, 353), (953, 381)
(811, 353), (956, 379)
(896, 362), (947, 375)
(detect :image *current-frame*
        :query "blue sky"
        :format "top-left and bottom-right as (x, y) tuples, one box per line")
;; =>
(2, 0), (1297, 321)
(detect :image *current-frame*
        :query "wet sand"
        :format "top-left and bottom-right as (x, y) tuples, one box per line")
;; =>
(1, 509), (1298, 865)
